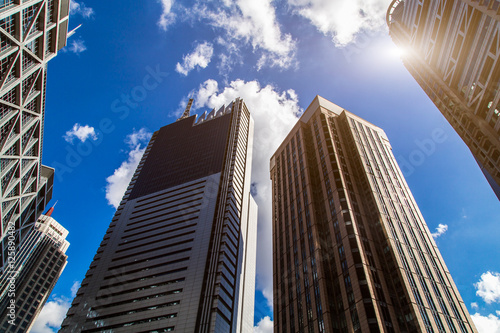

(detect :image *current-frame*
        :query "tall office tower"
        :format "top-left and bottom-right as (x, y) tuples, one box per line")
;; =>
(387, 0), (500, 199)
(270, 96), (477, 333)
(60, 98), (257, 333)
(0, 0), (70, 270)
(0, 210), (69, 333)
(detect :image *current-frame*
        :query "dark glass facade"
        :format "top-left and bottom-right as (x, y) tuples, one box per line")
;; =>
(60, 99), (257, 333)
(130, 114), (231, 199)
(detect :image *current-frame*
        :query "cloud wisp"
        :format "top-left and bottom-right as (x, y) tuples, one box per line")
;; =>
(68, 39), (87, 54)
(158, 0), (176, 30)
(157, 0), (296, 70)
(193, 0), (297, 70)
(288, 0), (388, 46)
(69, 0), (94, 18)
(191, 78), (302, 306)
(431, 223), (448, 238)
(176, 42), (214, 76)
(63, 124), (97, 144)
(105, 129), (152, 208)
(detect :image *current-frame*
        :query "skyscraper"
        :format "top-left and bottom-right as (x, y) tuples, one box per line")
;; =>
(0, 210), (69, 333)
(270, 96), (477, 333)
(387, 0), (500, 199)
(0, 0), (70, 270)
(61, 98), (257, 333)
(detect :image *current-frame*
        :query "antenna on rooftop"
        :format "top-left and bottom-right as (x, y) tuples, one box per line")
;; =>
(45, 200), (58, 217)
(67, 24), (82, 39)
(178, 98), (194, 121)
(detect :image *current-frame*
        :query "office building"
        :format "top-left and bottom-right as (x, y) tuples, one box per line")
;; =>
(0, 210), (69, 332)
(0, 0), (70, 270)
(270, 96), (477, 332)
(61, 98), (257, 333)
(387, 0), (500, 199)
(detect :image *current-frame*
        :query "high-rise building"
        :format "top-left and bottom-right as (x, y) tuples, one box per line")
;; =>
(0, 0), (71, 270)
(270, 96), (477, 333)
(60, 98), (257, 333)
(387, 0), (500, 199)
(0, 210), (69, 333)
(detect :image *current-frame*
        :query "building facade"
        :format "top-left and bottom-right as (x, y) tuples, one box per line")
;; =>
(60, 98), (257, 333)
(270, 96), (477, 333)
(0, 0), (70, 271)
(0, 211), (69, 332)
(387, 0), (500, 199)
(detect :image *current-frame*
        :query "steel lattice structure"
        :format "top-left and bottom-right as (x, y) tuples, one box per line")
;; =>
(0, 0), (69, 271)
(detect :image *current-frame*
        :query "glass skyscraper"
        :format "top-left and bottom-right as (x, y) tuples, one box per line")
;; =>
(61, 98), (257, 333)
(0, 211), (69, 332)
(387, 0), (500, 199)
(270, 96), (477, 333)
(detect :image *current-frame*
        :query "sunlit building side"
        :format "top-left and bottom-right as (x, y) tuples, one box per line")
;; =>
(270, 96), (477, 333)
(0, 0), (70, 271)
(0, 212), (69, 332)
(387, 0), (500, 199)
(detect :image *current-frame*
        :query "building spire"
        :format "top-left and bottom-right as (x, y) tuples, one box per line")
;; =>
(67, 24), (82, 39)
(178, 98), (194, 121)
(45, 200), (58, 217)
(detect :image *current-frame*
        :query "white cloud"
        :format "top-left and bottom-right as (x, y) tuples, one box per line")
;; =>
(191, 79), (302, 306)
(472, 312), (500, 333)
(69, 0), (94, 18)
(156, 0), (297, 69)
(63, 124), (97, 144)
(188, 0), (296, 70)
(125, 128), (151, 148)
(431, 223), (448, 238)
(68, 39), (87, 54)
(31, 281), (82, 333)
(472, 302), (479, 310)
(105, 146), (145, 208)
(30, 297), (70, 333)
(70, 281), (80, 298)
(288, 0), (388, 46)
(215, 37), (243, 75)
(105, 129), (152, 208)
(158, 0), (175, 31)
(475, 272), (500, 304)
(254, 316), (274, 333)
(176, 42), (214, 76)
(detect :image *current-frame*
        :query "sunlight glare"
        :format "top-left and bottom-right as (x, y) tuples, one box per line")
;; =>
(390, 45), (406, 58)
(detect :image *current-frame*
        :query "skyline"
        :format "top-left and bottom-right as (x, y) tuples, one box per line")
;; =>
(25, 1), (500, 332)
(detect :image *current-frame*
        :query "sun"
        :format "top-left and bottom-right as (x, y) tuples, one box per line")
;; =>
(391, 45), (407, 58)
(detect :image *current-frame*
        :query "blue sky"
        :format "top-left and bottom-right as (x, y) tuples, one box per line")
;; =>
(30, 1), (500, 332)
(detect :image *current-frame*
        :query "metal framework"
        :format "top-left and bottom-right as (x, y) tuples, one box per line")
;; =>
(0, 0), (69, 271)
